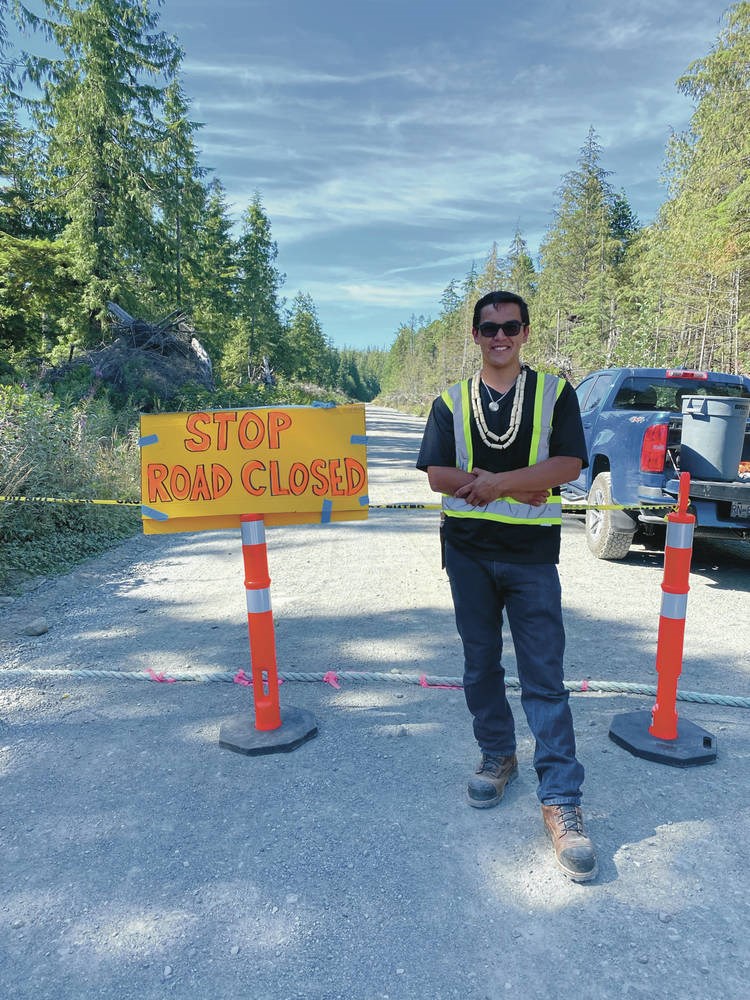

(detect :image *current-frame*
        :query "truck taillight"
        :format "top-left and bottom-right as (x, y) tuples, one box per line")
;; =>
(641, 423), (669, 472)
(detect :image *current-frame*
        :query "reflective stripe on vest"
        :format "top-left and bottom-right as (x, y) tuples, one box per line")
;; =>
(441, 372), (564, 526)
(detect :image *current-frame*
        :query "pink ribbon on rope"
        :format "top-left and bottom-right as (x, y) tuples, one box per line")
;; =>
(233, 669), (252, 687)
(322, 671), (341, 689)
(419, 673), (462, 691)
(147, 668), (176, 684)
(233, 669), (283, 686)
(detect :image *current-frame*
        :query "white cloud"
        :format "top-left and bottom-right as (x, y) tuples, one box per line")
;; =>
(559, 1), (725, 52)
(305, 280), (442, 308)
(574, 15), (651, 50)
(183, 59), (423, 89)
(380, 250), (487, 278)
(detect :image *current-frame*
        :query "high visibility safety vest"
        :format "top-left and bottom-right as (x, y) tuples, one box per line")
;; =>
(441, 372), (564, 526)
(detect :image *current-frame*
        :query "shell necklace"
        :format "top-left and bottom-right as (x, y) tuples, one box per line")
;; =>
(470, 367), (527, 449)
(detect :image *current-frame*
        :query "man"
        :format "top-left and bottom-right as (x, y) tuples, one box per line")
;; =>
(416, 290), (596, 882)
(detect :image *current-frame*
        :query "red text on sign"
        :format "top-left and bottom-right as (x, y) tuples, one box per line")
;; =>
(184, 410), (293, 452)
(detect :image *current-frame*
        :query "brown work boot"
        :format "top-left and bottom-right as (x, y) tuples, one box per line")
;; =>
(466, 754), (518, 809)
(541, 803), (598, 882)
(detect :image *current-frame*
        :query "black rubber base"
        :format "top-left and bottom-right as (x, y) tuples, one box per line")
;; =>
(219, 706), (318, 756)
(608, 710), (717, 767)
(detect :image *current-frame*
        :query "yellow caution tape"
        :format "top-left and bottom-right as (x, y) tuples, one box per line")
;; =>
(0, 496), (676, 514)
(370, 501), (675, 513)
(369, 503), (443, 510)
(0, 495), (140, 506)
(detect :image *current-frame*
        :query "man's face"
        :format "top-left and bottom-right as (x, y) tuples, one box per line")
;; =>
(472, 301), (529, 374)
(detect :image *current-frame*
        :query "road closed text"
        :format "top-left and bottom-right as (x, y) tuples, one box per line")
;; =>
(146, 456), (366, 503)
(139, 405), (369, 528)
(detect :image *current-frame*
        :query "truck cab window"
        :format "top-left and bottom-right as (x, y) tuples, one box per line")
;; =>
(575, 376), (596, 410)
(580, 375), (614, 412)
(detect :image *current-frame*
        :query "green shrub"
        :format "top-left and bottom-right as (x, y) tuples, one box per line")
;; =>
(0, 384), (141, 592)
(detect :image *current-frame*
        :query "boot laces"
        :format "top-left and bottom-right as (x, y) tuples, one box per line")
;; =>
(555, 804), (584, 834)
(478, 755), (510, 777)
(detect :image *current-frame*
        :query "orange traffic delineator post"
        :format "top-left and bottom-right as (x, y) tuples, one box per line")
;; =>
(219, 514), (317, 756)
(608, 472), (717, 767)
(239, 511), (281, 731)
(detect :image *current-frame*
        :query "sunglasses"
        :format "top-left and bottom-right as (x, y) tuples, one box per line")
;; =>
(477, 320), (525, 338)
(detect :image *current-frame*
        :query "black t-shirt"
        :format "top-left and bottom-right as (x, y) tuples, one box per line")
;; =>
(416, 368), (588, 564)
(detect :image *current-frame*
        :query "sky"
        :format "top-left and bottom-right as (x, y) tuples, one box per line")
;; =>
(15, 0), (736, 350)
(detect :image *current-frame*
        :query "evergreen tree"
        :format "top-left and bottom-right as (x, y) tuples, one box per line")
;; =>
(436, 278), (463, 386)
(1, 7), (60, 241)
(353, 346), (386, 400)
(21, 0), (180, 344)
(0, 92), (56, 238)
(535, 127), (635, 369)
(0, 233), (80, 350)
(475, 242), (506, 294)
(189, 179), (237, 361)
(609, 190), (639, 265)
(380, 315), (432, 406)
(336, 348), (363, 399)
(0, 5), (14, 88)
(286, 292), (337, 387)
(440, 279), (461, 316)
(458, 263), (481, 378)
(221, 192), (285, 384)
(147, 77), (208, 315)
(506, 228), (537, 304)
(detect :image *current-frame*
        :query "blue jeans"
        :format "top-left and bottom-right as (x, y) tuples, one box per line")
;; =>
(444, 540), (584, 805)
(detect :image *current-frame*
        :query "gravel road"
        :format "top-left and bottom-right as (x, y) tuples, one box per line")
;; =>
(1, 404), (749, 1000)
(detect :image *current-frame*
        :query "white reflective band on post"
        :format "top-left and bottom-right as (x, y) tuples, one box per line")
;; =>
(665, 521), (694, 550)
(241, 520), (266, 546)
(246, 589), (272, 614)
(660, 591), (688, 620)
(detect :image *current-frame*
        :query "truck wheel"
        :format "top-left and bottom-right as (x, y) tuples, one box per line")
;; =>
(585, 472), (634, 560)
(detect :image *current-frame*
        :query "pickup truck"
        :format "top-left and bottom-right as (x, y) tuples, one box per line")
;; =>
(560, 367), (750, 559)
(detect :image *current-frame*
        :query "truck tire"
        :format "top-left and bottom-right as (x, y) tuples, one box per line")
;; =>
(585, 472), (634, 560)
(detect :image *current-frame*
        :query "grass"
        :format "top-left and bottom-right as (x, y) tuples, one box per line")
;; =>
(0, 385), (142, 593)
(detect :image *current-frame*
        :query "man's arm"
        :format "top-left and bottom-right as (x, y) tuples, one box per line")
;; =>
(454, 456), (582, 507)
(427, 465), (476, 495)
(430, 463), (564, 506)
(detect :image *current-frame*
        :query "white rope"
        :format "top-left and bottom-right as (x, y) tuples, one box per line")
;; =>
(0, 667), (748, 707)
